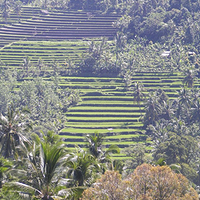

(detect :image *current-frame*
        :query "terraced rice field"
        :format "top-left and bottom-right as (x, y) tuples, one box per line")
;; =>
(1, 7), (198, 159)
(0, 40), (89, 68)
(0, 6), (119, 71)
(0, 6), (120, 48)
(54, 72), (190, 158)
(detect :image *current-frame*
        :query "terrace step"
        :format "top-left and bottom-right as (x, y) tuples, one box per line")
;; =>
(62, 135), (146, 143)
(67, 113), (143, 118)
(65, 122), (144, 129)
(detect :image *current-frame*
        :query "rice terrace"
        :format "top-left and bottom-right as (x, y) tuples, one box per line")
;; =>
(1, 0), (200, 199)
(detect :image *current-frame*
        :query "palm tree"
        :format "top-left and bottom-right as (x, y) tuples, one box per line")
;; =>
(36, 58), (44, 76)
(85, 132), (120, 177)
(143, 92), (161, 127)
(190, 98), (200, 124)
(1, 0), (10, 24)
(169, 118), (188, 136)
(148, 119), (170, 147)
(178, 87), (193, 106)
(159, 100), (174, 120)
(43, 130), (62, 145)
(157, 89), (169, 105)
(123, 71), (132, 91)
(182, 69), (195, 88)
(85, 132), (104, 159)
(172, 99), (183, 119)
(176, 87), (192, 122)
(0, 105), (31, 158)
(132, 82), (146, 115)
(5, 140), (68, 199)
(85, 132), (120, 164)
(115, 32), (127, 64)
(13, 1), (22, 21)
(133, 82), (146, 104)
(66, 148), (96, 187)
(22, 56), (31, 77)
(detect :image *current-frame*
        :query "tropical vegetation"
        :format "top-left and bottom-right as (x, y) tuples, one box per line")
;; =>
(0, 0), (200, 199)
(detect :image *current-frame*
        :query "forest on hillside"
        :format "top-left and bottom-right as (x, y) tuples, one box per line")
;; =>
(0, 0), (200, 199)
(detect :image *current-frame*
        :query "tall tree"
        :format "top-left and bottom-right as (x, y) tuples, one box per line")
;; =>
(1, 0), (10, 23)
(13, 1), (22, 21)
(128, 163), (198, 200)
(0, 105), (31, 158)
(81, 164), (198, 200)
(22, 56), (32, 77)
(190, 98), (200, 124)
(85, 132), (120, 166)
(66, 148), (97, 187)
(5, 138), (68, 199)
(182, 70), (195, 88)
(153, 132), (198, 166)
(132, 82), (146, 115)
(143, 91), (161, 127)
(81, 170), (126, 200)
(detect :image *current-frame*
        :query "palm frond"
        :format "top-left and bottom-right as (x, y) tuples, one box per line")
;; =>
(106, 144), (120, 154)
(39, 143), (45, 175)
(58, 186), (86, 199)
(4, 182), (42, 195)
(57, 178), (72, 186)
(0, 114), (8, 125)
(22, 107), (31, 114)
(9, 169), (27, 178)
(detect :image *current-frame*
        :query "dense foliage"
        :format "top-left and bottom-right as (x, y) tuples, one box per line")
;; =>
(0, 70), (80, 132)
(81, 164), (198, 200)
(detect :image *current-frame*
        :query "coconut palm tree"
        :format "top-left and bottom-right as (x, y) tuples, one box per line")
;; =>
(85, 132), (104, 159)
(182, 69), (195, 88)
(176, 87), (192, 122)
(1, 0), (10, 24)
(5, 139), (68, 199)
(157, 89), (169, 105)
(190, 98), (200, 124)
(178, 87), (193, 106)
(22, 56), (32, 77)
(143, 92), (161, 127)
(13, 1), (22, 21)
(85, 132), (120, 164)
(159, 100), (174, 120)
(132, 82), (146, 116)
(169, 118), (188, 136)
(173, 99), (183, 119)
(148, 119), (170, 147)
(0, 105), (31, 158)
(66, 148), (96, 187)
(133, 82), (146, 104)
